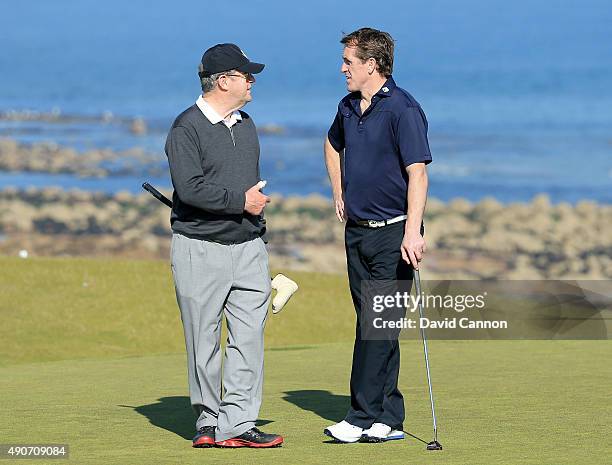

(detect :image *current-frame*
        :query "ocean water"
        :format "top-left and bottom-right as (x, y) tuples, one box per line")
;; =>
(1, 0), (611, 203)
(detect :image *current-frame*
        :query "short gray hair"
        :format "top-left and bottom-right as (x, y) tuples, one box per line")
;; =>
(198, 64), (227, 94)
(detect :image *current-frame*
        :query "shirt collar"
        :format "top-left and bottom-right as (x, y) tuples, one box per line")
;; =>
(348, 76), (396, 102)
(374, 76), (396, 98)
(196, 95), (242, 128)
(346, 75), (397, 115)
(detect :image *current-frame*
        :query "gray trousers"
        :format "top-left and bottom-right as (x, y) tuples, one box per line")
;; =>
(170, 233), (271, 441)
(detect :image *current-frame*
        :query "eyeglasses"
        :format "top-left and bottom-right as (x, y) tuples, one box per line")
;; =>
(223, 73), (255, 83)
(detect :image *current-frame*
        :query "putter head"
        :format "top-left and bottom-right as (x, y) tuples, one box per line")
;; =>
(427, 440), (443, 450)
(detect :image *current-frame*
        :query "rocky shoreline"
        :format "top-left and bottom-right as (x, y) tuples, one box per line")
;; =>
(0, 138), (164, 177)
(1, 187), (610, 279)
(0, 127), (287, 178)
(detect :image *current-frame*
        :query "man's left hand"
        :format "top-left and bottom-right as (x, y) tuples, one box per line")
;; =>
(401, 231), (426, 270)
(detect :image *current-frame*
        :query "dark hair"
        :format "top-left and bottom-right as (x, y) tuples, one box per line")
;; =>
(341, 28), (395, 77)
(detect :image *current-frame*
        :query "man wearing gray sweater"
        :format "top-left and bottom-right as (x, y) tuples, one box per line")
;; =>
(165, 43), (283, 448)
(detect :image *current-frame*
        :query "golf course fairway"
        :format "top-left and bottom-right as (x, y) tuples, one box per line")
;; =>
(1, 257), (610, 464)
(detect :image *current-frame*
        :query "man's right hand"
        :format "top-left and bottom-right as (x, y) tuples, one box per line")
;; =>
(244, 181), (270, 215)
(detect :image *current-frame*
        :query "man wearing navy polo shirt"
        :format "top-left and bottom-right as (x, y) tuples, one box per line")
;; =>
(323, 28), (432, 443)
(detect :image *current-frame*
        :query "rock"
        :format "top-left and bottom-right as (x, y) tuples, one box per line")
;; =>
(575, 200), (598, 217)
(506, 255), (543, 279)
(425, 197), (445, 216)
(102, 110), (114, 122)
(472, 197), (504, 220)
(300, 194), (331, 210)
(448, 197), (472, 214)
(258, 124), (285, 135)
(130, 117), (147, 135)
(115, 191), (135, 203)
(0, 138), (18, 153)
(531, 193), (551, 211)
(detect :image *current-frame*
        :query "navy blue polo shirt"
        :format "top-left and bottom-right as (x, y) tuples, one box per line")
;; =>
(327, 76), (432, 221)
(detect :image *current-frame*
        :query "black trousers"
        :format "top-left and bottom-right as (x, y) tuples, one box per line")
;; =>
(344, 220), (414, 430)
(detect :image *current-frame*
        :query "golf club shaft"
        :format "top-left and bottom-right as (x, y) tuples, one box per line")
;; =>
(414, 269), (438, 443)
(142, 182), (173, 208)
(143, 182), (269, 227)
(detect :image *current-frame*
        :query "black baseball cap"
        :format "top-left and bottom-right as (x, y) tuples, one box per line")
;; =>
(199, 43), (265, 77)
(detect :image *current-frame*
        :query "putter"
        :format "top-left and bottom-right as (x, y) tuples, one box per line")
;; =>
(141, 182), (298, 312)
(414, 268), (443, 451)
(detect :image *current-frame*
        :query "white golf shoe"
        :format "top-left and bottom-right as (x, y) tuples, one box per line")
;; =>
(360, 423), (405, 442)
(323, 420), (363, 443)
(271, 273), (298, 313)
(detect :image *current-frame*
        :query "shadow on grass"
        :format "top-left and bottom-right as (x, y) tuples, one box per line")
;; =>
(283, 390), (349, 422)
(121, 396), (272, 440)
(283, 391), (430, 445)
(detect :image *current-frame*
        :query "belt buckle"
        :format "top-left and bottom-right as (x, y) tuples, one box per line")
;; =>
(368, 220), (380, 228)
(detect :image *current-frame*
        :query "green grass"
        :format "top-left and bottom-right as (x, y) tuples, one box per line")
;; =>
(0, 256), (355, 365)
(1, 257), (611, 464)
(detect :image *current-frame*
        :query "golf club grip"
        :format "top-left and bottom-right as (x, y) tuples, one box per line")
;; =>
(142, 182), (173, 208)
